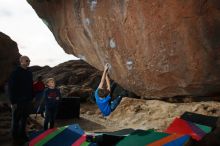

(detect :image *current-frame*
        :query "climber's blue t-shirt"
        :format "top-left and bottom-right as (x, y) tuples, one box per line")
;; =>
(95, 88), (111, 116)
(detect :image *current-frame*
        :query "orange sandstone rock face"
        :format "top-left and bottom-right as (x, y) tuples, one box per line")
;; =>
(28, 0), (220, 98)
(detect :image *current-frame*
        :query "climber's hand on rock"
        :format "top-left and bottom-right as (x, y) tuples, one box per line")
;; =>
(104, 63), (110, 71)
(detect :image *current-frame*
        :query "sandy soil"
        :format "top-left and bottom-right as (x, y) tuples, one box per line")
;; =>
(80, 98), (220, 131)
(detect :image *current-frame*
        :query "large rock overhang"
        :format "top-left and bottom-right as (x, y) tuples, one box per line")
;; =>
(27, 0), (220, 98)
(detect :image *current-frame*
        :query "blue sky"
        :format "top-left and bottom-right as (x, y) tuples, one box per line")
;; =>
(0, 0), (78, 67)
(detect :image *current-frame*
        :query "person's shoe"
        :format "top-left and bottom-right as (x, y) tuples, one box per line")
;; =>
(118, 96), (122, 99)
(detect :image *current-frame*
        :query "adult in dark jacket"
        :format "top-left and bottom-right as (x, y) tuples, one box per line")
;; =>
(8, 55), (33, 140)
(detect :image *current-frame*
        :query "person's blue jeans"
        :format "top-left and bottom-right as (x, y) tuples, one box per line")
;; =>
(44, 107), (57, 130)
(110, 96), (122, 111)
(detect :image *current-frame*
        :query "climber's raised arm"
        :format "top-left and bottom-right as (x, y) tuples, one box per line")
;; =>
(98, 64), (109, 89)
(105, 73), (111, 91)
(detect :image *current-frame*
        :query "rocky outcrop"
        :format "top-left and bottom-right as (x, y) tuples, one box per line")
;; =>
(31, 60), (137, 101)
(28, 0), (220, 98)
(0, 32), (20, 92)
(31, 60), (100, 101)
(31, 60), (101, 87)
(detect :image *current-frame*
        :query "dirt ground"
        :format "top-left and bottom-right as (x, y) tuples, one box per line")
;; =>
(1, 97), (220, 146)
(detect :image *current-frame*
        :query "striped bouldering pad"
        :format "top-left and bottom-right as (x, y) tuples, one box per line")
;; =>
(163, 135), (191, 146)
(116, 129), (169, 146)
(180, 112), (218, 129)
(148, 134), (191, 146)
(80, 142), (97, 146)
(29, 130), (44, 141)
(165, 118), (211, 141)
(29, 124), (86, 146)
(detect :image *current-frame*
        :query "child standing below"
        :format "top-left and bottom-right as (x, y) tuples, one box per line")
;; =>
(95, 64), (127, 117)
(43, 78), (61, 130)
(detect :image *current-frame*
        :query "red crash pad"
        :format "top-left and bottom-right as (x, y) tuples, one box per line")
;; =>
(165, 118), (204, 141)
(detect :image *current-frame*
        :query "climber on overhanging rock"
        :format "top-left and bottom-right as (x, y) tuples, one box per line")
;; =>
(95, 63), (128, 116)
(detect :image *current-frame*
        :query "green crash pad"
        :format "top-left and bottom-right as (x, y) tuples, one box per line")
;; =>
(80, 141), (90, 146)
(194, 123), (212, 133)
(116, 129), (169, 146)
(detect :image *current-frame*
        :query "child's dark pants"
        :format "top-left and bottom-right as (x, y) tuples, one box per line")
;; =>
(44, 107), (57, 130)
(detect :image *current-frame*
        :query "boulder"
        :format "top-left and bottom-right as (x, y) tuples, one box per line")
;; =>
(31, 60), (102, 88)
(28, 0), (220, 98)
(0, 32), (20, 92)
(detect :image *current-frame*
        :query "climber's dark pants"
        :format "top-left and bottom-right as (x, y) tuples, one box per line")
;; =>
(109, 82), (124, 111)
(110, 96), (122, 111)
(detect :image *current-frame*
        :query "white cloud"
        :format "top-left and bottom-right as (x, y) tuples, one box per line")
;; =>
(0, 0), (78, 67)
